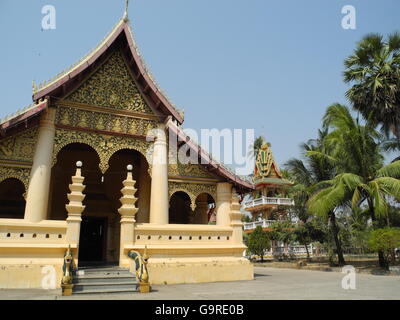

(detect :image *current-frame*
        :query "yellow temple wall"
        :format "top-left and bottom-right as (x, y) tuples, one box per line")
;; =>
(0, 219), (253, 288)
(121, 223), (253, 284)
(0, 219), (72, 289)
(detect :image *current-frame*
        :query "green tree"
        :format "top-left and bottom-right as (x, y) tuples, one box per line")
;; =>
(345, 207), (372, 254)
(248, 136), (268, 160)
(293, 222), (325, 260)
(268, 220), (295, 245)
(368, 228), (400, 270)
(247, 226), (271, 262)
(308, 104), (400, 268)
(285, 129), (347, 265)
(344, 33), (400, 139)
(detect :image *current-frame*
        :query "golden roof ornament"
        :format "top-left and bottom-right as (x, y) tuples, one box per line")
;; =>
(255, 142), (278, 178)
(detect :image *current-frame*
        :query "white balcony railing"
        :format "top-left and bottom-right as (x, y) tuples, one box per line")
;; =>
(243, 220), (276, 230)
(243, 196), (294, 210)
(243, 219), (299, 231)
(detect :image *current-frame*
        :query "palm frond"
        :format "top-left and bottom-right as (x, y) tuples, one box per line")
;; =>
(377, 161), (400, 178)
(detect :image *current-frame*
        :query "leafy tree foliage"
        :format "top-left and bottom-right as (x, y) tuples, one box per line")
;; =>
(293, 222), (325, 260)
(344, 33), (400, 138)
(247, 226), (271, 262)
(368, 228), (400, 270)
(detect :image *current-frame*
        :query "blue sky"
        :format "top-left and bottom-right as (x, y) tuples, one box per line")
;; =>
(1, 0), (399, 166)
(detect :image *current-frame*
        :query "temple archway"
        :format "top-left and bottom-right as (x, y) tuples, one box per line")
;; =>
(0, 178), (26, 219)
(105, 148), (151, 223)
(169, 191), (192, 224)
(49, 143), (118, 264)
(48, 143), (102, 221)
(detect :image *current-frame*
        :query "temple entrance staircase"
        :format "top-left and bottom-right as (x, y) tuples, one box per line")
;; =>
(72, 265), (138, 295)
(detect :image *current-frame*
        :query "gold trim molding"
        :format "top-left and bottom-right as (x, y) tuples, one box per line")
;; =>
(56, 100), (160, 121)
(52, 128), (153, 173)
(0, 165), (31, 190)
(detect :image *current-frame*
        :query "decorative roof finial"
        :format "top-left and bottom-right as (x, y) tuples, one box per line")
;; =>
(32, 80), (37, 94)
(123, 0), (130, 21)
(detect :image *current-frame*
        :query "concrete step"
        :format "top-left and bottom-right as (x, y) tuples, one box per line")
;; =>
(73, 288), (139, 295)
(77, 265), (127, 271)
(72, 265), (138, 295)
(73, 275), (136, 284)
(76, 268), (132, 277)
(73, 281), (137, 293)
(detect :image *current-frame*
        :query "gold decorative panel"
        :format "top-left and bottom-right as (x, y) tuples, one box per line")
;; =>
(0, 166), (31, 191)
(67, 50), (154, 114)
(168, 162), (218, 180)
(52, 128), (153, 173)
(0, 127), (38, 163)
(55, 106), (157, 136)
(169, 181), (217, 211)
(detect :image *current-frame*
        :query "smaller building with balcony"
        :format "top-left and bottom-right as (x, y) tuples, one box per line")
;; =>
(245, 143), (294, 221)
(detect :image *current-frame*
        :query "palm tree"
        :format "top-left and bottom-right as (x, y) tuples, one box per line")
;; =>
(344, 32), (400, 138)
(285, 129), (347, 265)
(248, 136), (268, 160)
(307, 104), (400, 269)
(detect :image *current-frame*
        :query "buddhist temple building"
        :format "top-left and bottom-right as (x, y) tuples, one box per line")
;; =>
(243, 143), (294, 232)
(0, 12), (254, 289)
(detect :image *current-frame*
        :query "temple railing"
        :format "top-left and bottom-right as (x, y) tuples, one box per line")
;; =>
(0, 219), (68, 245)
(243, 196), (294, 210)
(133, 223), (233, 244)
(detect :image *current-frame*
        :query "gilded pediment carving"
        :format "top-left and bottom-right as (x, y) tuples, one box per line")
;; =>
(66, 50), (154, 114)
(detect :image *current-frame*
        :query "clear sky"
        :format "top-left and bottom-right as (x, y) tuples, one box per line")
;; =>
(1, 0), (399, 166)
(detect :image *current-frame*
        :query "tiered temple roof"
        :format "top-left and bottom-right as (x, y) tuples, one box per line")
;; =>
(253, 143), (292, 188)
(0, 15), (254, 193)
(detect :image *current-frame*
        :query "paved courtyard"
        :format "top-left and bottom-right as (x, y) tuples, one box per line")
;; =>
(1, 267), (399, 300)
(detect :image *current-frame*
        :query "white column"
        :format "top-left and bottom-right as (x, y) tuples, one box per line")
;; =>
(149, 125), (169, 224)
(24, 107), (56, 222)
(216, 182), (232, 226)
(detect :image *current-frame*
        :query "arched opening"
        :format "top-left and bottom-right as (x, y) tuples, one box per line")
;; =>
(169, 191), (192, 224)
(194, 193), (216, 225)
(48, 143), (102, 220)
(105, 149), (151, 224)
(0, 178), (26, 219)
(49, 143), (116, 265)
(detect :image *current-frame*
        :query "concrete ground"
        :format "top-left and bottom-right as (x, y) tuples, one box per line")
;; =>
(1, 267), (399, 300)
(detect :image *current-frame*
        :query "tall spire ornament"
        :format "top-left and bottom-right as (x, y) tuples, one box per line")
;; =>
(123, 0), (130, 21)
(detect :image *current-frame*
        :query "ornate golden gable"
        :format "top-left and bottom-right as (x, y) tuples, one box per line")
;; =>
(254, 143), (281, 179)
(66, 50), (154, 114)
